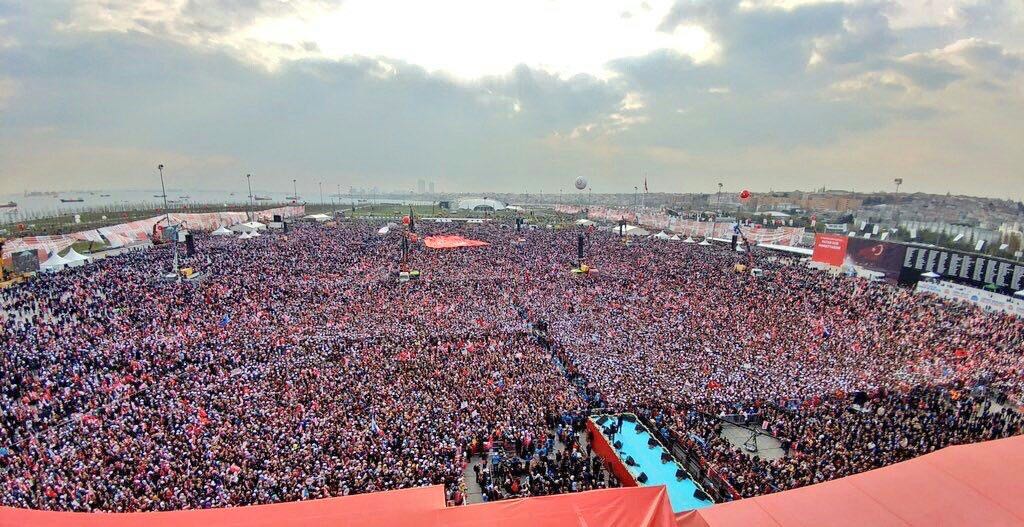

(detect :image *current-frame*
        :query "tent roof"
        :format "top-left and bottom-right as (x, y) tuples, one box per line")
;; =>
(438, 485), (674, 527)
(212, 226), (233, 235)
(1, 483), (676, 527)
(63, 248), (90, 262)
(40, 251), (69, 267)
(0, 485), (445, 527)
(676, 436), (1024, 527)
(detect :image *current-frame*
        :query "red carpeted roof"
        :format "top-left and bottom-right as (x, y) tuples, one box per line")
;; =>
(0, 481), (676, 527)
(435, 485), (675, 526)
(423, 235), (490, 249)
(0, 485), (446, 527)
(676, 435), (1024, 527)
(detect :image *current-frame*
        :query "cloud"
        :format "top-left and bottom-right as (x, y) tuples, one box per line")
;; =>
(0, 28), (625, 193)
(0, 77), (17, 109)
(1, 0), (1022, 197)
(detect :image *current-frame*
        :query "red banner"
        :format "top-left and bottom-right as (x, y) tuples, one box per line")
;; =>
(423, 235), (490, 249)
(811, 233), (849, 267)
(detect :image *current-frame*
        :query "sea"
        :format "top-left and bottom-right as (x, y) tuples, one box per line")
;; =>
(0, 190), (436, 223)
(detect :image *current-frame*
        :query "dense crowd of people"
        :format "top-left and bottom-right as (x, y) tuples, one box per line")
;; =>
(1, 219), (1022, 512)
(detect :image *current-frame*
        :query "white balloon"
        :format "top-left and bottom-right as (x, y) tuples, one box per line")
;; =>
(574, 176), (588, 190)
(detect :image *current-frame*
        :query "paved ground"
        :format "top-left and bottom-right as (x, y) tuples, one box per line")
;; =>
(720, 422), (785, 461)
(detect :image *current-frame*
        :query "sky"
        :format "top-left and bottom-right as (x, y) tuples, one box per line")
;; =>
(1, 0), (1022, 198)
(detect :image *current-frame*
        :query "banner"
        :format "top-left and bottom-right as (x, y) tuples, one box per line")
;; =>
(811, 234), (848, 266)
(845, 237), (907, 279)
(2, 206), (305, 261)
(915, 281), (1024, 318)
(903, 246), (1024, 291)
(423, 235), (490, 249)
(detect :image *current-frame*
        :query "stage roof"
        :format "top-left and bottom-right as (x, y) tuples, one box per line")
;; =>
(1, 482), (675, 527)
(0, 485), (446, 527)
(676, 435), (1024, 527)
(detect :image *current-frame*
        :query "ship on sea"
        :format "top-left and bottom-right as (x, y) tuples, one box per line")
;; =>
(60, 198), (84, 203)
(24, 190), (59, 197)
(100, 194), (111, 197)
(0, 201), (17, 208)
(254, 195), (272, 201)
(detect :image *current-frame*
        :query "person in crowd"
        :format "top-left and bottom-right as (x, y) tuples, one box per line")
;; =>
(0, 220), (1020, 512)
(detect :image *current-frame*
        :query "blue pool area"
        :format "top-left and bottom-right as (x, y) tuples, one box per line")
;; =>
(593, 415), (714, 513)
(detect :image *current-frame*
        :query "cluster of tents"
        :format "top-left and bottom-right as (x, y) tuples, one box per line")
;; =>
(39, 247), (93, 273)
(651, 231), (713, 245)
(576, 219), (712, 244)
(38, 221), (275, 273)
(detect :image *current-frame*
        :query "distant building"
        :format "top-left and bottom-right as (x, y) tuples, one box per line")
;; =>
(752, 192), (863, 212)
(417, 179), (426, 194)
(428, 181), (435, 194)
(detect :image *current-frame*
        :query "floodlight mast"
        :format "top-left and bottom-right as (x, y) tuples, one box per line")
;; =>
(158, 164), (180, 281)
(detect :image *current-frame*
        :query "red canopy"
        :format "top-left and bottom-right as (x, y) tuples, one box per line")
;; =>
(423, 235), (490, 249)
(437, 485), (675, 526)
(676, 435), (1024, 527)
(1, 483), (675, 527)
(0, 485), (445, 527)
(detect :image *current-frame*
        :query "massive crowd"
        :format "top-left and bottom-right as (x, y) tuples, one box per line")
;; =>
(1, 219), (1022, 512)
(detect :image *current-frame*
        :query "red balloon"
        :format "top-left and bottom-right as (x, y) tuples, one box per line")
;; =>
(402, 215), (410, 225)
(739, 189), (751, 200)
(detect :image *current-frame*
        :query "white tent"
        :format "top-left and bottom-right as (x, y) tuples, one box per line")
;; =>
(303, 213), (331, 222)
(40, 251), (69, 272)
(212, 226), (234, 236)
(628, 225), (650, 236)
(683, 236), (696, 243)
(653, 231), (673, 240)
(669, 235), (682, 241)
(249, 230), (261, 237)
(62, 247), (91, 267)
(230, 221), (266, 233)
(575, 219), (596, 227)
(921, 271), (941, 279)
(377, 225), (391, 235)
(237, 231), (252, 239)
(698, 239), (712, 246)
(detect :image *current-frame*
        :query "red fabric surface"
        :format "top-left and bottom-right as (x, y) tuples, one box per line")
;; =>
(0, 485), (445, 527)
(423, 235), (490, 249)
(0, 485), (675, 527)
(587, 418), (638, 487)
(435, 486), (675, 527)
(676, 436), (1024, 527)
